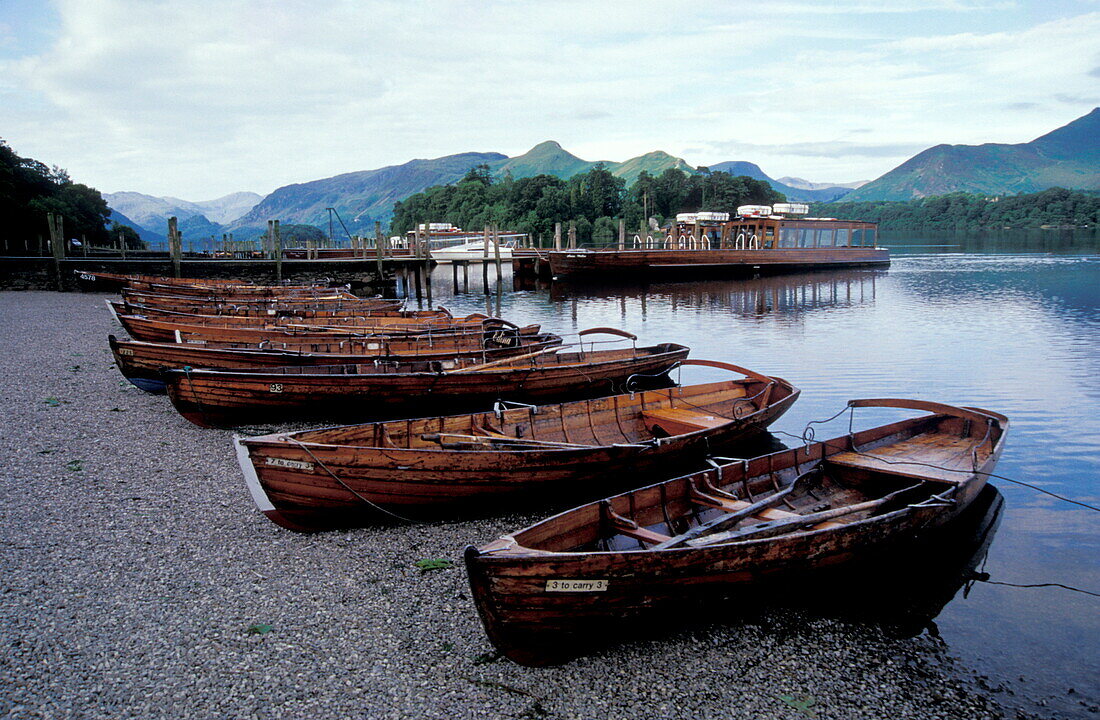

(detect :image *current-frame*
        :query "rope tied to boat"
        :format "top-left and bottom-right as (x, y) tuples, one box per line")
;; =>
(771, 407), (1100, 514)
(284, 436), (420, 524)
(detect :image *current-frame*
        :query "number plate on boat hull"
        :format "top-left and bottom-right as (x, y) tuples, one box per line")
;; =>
(545, 579), (608, 593)
(264, 457), (314, 472)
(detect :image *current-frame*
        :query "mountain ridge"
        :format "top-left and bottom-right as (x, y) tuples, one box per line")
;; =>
(845, 108), (1100, 201)
(708, 161), (854, 202)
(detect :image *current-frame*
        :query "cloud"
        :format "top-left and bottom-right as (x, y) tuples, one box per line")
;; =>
(701, 140), (931, 160)
(1, 1), (1097, 196)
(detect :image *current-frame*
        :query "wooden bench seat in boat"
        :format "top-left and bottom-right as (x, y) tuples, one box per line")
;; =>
(826, 431), (979, 484)
(641, 406), (730, 435)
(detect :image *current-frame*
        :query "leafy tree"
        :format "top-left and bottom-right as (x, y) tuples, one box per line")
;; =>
(280, 224), (326, 245)
(109, 222), (144, 250)
(0, 138), (111, 252)
(813, 188), (1100, 229)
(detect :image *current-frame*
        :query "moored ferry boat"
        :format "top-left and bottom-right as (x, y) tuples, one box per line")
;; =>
(549, 204), (888, 279)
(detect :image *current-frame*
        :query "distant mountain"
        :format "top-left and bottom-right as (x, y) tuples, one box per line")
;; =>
(107, 208), (165, 248)
(708, 161), (854, 202)
(610, 151), (693, 184)
(231, 143), (697, 234)
(192, 192), (263, 224)
(492, 142), (693, 184)
(778, 176), (866, 191)
(105, 191), (261, 238)
(493, 141), (594, 180)
(844, 108), (1100, 201)
(230, 151), (508, 237)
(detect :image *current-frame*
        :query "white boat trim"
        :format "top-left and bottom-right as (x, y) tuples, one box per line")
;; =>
(234, 435), (276, 513)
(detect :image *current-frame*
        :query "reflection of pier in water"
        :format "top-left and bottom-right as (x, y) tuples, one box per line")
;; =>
(548, 268), (886, 319)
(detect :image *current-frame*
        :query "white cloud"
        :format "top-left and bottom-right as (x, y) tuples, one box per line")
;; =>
(1, 0), (1096, 196)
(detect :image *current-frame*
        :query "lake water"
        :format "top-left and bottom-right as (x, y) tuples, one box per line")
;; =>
(401, 230), (1099, 718)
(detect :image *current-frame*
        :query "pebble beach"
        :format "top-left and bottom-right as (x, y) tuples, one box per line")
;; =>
(0, 290), (1030, 720)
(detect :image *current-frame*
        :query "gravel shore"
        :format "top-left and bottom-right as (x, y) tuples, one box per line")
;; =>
(0, 291), (1033, 719)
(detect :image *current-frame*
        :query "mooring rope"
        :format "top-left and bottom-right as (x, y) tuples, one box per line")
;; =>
(767, 405), (1100, 514)
(967, 574), (1100, 598)
(285, 436), (420, 524)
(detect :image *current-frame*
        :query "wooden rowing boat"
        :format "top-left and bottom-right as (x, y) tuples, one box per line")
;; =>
(109, 305), (525, 343)
(465, 398), (1008, 666)
(109, 331), (564, 393)
(76, 271), (351, 296)
(124, 280), (358, 299)
(120, 289), (405, 314)
(233, 359), (798, 531)
(164, 339), (691, 427)
(115, 301), (452, 323)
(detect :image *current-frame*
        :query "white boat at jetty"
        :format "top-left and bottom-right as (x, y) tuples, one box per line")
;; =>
(408, 223), (523, 263)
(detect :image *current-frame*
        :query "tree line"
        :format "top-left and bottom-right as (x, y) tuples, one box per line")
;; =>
(814, 188), (1100, 229)
(0, 139), (142, 252)
(391, 164), (783, 244)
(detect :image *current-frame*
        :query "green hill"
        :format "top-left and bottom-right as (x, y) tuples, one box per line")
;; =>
(610, 151), (693, 184)
(229, 143), (698, 235)
(230, 151), (507, 237)
(844, 108), (1100, 201)
(490, 141), (594, 179)
(709, 161), (853, 202)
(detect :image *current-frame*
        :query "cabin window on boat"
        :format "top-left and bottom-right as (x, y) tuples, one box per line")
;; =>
(835, 228), (850, 246)
(798, 229), (814, 247)
(866, 228), (877, 246)
(779, 228), (798, 248)
(851, 229), (864, 246)
(818, 229), (836, 247)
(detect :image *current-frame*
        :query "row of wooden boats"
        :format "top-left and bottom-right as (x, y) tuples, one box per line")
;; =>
(92, 272), (1009, 666)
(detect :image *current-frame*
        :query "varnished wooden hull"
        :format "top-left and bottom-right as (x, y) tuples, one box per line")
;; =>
(114, 311), (524, 343)
(117, 301), (451, 323)
(465, 401), (1007, 666)
(120, 290), (404, 314)
(163, 344), (690, 427)
(548, 247), (890, 278)
(77, 271), (352, 297)
(124, 280), (356, 298)
(235, 376), (798, 530)
(109, 332), (563, 393)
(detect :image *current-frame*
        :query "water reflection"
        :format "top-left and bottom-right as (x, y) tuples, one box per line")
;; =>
(548, 268), (886, 320)
(883, 228), (1100, 255)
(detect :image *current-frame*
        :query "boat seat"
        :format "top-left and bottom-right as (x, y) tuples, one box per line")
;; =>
(642, 406), (730, 435)
(826, 448), (972, 484)
(602, 502), (672, 545)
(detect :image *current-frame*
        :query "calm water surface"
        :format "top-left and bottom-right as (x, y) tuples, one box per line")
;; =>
(407, 230), (1099, 718)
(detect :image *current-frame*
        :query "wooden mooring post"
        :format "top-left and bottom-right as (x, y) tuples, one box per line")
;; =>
(568, 221), (576, 249)
(374, 221), (384, 279)
(554, 222), (562, 251)
(47, 213), (64, 290)
(482, 226), (490, 294)
(274, 220), (282, 283)
(618, 219), (626, 250)
(422, 223), (433, 305)
(493, 225), (503, 282)
(167, 217), (181, 278)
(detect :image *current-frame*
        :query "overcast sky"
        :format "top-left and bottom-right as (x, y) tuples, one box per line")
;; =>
(1, 0), (1097, 200)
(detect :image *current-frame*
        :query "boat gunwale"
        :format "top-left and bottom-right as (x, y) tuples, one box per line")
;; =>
(473, 404), (1008, 560)
(239, 375), (797, 455)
